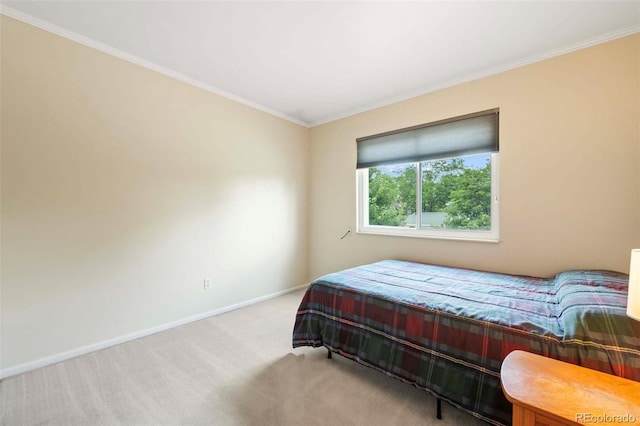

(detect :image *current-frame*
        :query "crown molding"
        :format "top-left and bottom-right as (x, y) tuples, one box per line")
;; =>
(2, 4), (638, 129)
(0, 5), (310, 128)
(309, 24), (640, 127)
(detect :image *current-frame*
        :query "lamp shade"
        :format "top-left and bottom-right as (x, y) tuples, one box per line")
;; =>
(628, 249), (640, 321)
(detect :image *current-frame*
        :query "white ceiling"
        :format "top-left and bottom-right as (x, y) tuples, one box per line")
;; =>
(2, 1), (639, 127)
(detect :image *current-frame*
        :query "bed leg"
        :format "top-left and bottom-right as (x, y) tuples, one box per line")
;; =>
(327, 349), (332, 359)
(436, 398), (442, 420)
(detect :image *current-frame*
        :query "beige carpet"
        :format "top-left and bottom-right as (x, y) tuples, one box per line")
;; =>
(1, 290), (487, 426)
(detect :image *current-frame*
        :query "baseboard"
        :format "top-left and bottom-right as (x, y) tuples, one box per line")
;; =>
(0, 283), (308, 380)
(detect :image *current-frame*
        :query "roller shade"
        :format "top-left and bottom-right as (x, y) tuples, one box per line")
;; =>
(356, 109), (499, 169)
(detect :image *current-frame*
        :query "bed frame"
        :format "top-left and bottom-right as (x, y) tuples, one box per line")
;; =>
(325, 348), (444, 418)
(292, 260), (640, 425)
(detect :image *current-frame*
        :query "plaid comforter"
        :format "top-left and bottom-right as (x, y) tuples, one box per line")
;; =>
(292, 260), (640, 425)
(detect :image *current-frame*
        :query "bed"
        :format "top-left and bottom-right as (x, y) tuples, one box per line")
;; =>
(292, 260), (640, 425)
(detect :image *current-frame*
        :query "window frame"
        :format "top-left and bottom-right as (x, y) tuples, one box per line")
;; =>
(356, 153), (500, 242)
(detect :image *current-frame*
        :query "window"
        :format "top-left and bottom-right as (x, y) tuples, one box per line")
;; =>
(356, 109), (499, 242)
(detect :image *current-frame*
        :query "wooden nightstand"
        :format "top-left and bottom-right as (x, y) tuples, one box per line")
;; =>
(501, 350), (640, 426)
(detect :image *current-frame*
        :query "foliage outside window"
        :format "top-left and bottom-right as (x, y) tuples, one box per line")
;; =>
(356, 110), (499, 241)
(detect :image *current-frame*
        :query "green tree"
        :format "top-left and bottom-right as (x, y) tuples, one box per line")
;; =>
(443, 162), (491, 229)
(368, 167), (407, 226)
(397, 166), (416, 215)
(422, 159), (465, 212)
(367, 157), (491, 230)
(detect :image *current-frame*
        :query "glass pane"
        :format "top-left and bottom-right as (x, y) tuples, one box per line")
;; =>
(421, 154), (491, 230)
(368, 163), (416, 227)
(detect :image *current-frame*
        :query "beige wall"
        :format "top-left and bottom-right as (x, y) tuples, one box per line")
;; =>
(1, 16), (310, 370)
(309, 34), (640, 279)
(2, 14), (639, 372)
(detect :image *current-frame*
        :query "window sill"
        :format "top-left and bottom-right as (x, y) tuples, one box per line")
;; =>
(356, 225), (500, 243)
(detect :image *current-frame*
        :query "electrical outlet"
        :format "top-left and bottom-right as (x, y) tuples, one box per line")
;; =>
(203, 278), (212, 290)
